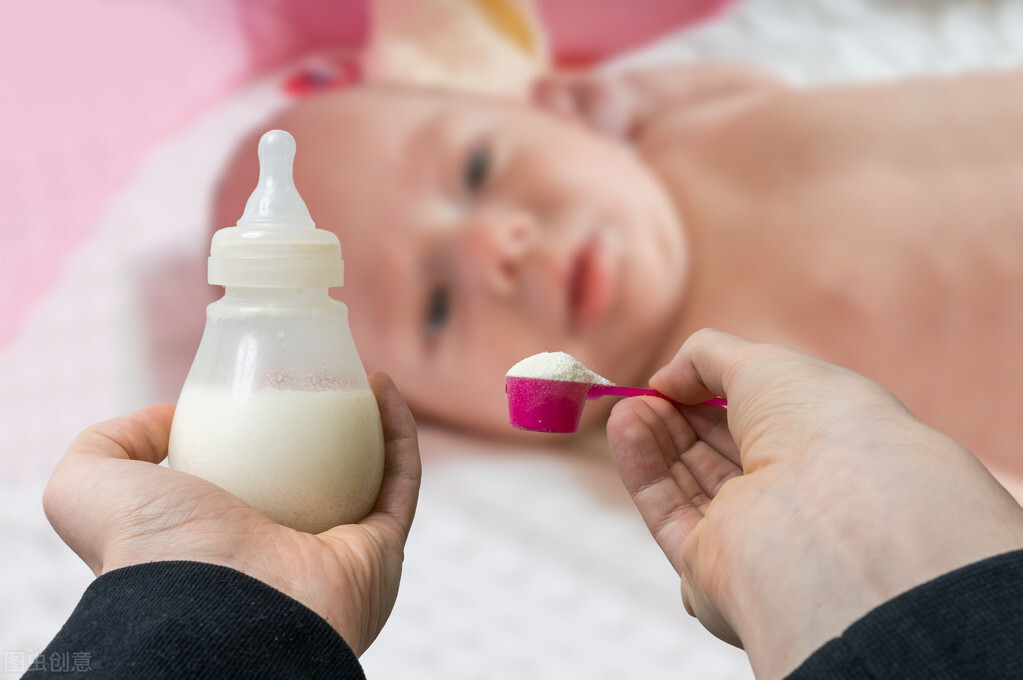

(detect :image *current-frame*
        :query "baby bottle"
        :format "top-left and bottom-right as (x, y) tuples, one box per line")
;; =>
(167, 129), (384, 534)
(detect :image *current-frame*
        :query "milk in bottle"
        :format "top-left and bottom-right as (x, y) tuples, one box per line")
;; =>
(167, 129), (384, 534)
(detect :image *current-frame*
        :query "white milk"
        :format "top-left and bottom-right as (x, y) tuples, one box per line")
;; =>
(168, 385), (384, 534)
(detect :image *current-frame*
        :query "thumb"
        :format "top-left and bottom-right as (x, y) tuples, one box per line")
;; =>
(42, 404), (177, 573)
(649, 329), (755, 405)
(351, 372), (421, 542)
(647, 329), (820, 467)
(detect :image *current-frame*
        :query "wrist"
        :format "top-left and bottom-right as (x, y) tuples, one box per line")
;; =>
(84, 562), (362, 677)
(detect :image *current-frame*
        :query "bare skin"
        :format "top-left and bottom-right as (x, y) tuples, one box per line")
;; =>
(624, 69), (1023, 493)
(541, 65), (1023, 492)
(214, 66), (1023, 497)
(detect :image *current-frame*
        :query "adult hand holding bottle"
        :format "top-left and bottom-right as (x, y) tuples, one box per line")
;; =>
(607, 329), (1023, 679)
(42, 372), (420, 659)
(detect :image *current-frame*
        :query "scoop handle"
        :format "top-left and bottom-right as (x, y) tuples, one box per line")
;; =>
(586, 384), (727, 407)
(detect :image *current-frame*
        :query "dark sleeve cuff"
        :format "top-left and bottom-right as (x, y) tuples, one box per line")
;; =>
(788, 548), (1023, 679)
(25, 560), (365, 679)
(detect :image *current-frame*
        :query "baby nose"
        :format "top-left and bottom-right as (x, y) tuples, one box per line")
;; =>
(463, 209), (536, 295)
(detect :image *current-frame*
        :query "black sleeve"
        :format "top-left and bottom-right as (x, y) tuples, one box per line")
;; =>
(788, 548), (1023, 679)
(23, 560), (365, 679)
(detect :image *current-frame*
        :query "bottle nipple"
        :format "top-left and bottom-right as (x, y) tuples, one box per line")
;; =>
(208, 129), (343, 288)
(238, 130), (315, 229)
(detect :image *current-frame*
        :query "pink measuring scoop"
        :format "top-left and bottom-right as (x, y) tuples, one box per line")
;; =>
(506, 376), (727, 433)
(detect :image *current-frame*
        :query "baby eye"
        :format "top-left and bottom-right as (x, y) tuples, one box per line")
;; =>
(463, 144), (490, 193)
(425, 285), (450, 337)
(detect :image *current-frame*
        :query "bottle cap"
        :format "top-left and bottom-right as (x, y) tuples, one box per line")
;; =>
(208, 130), (344, 288)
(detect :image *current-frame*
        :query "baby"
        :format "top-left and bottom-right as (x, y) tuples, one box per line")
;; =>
(213, 64), (1023, 496)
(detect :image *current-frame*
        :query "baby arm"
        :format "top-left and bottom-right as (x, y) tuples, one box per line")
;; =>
(532, 62), (786, 142)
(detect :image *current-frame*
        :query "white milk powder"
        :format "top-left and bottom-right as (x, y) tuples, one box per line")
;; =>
(506, 351), (613, 384)
(168, 385), (384, 533)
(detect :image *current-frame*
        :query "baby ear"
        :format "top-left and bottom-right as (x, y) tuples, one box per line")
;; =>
(532, 72), (634, 141)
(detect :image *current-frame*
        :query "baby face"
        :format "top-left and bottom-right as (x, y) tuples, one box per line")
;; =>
(223, 86), (690, 434)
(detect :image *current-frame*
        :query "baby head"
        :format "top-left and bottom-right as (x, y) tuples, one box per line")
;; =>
(214, 84), (691, 435)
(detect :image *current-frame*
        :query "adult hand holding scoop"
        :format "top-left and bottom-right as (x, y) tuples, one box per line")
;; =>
(505, 352), (726, 433)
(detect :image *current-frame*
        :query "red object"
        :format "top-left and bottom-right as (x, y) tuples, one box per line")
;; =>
(506, 375), (726, 433)
(283, 57), (363, 97)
